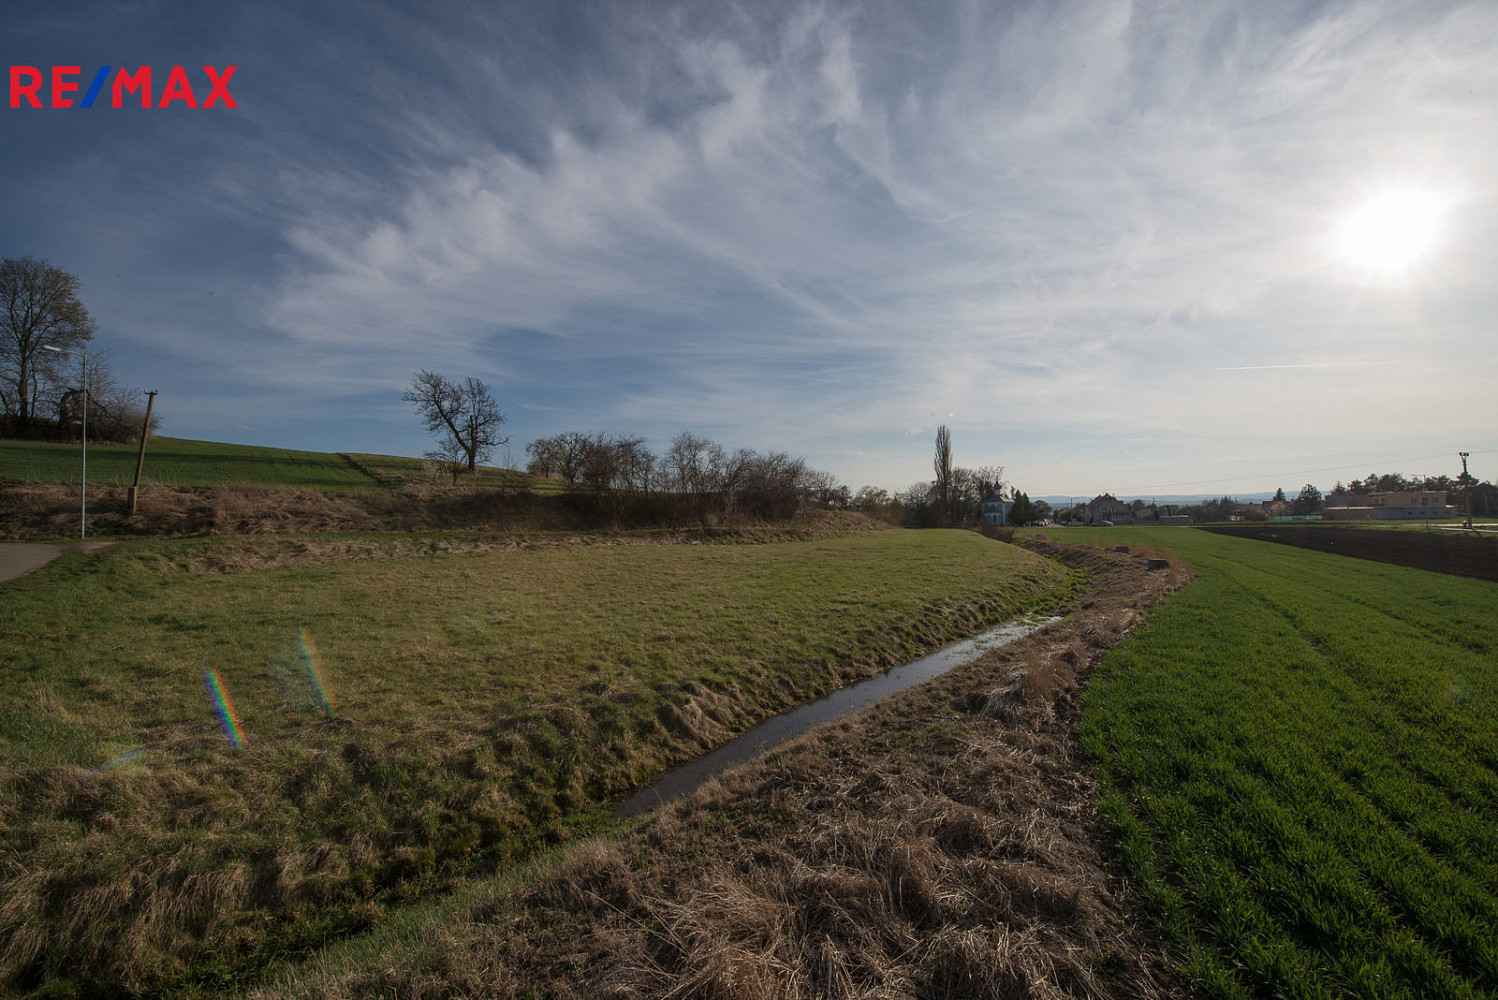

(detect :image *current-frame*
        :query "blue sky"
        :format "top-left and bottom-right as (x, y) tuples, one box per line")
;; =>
(5, 0), (1495, 496)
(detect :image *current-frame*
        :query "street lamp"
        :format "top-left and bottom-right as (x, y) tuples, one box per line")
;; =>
(41, 344), (87, 539)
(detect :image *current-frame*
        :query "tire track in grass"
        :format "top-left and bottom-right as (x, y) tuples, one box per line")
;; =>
(1217, 545), (1498, 831)
(1216, 555), (1498, 963)
(1082, 530), (1498, 998)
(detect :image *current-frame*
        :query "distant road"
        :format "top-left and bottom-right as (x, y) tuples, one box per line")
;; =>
(0, 542), (113, 583)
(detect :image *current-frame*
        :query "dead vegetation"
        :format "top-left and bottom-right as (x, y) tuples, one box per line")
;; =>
(254, 540), (1195, 999)
(0, 479), (599, 540)
(0, 481), (891, 551)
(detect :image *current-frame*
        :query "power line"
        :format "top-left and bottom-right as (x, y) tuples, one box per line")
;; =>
(1112, 449), (1496, 496)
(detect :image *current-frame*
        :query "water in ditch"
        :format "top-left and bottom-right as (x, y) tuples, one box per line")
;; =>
(614, 613), (1061, 818)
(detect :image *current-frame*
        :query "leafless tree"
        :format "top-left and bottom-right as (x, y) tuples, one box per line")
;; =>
(933, 425), (953, 524)
(403, 370), (507, 475)
(1, 256), (96, 434)
(526, 431), (591, 484)
(425, 436), (469, 485)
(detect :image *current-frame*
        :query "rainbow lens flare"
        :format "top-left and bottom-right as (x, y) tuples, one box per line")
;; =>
(274, 628), (339, 716)
(298, 627), (338, 716)
(204, 668), (245, 750)
(91, 747), (147, 774)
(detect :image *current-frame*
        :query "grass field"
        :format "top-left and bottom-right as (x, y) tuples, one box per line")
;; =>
(1, 437), (381, 489)
(0, 437), (556, 492)
(1046, 527), (1498, 998)
(0, 528), (1072, 996)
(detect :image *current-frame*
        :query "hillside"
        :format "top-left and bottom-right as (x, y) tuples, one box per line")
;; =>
(0, 437), (572, 539)
(0, 436), (549, 492)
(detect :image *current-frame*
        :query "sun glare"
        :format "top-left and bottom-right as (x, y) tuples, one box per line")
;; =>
(1331, 188), (1447, 276)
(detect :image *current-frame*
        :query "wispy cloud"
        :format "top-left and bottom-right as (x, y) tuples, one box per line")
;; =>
(10, 0), (1496, 491)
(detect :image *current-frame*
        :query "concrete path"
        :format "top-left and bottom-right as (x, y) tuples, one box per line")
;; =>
(0, 542), (113, 583)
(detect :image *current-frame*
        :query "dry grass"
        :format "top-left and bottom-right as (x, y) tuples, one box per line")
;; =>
(3, 528), (1070, 995)
(251, 540), (1193, 999)
(1, 478), (896, 542)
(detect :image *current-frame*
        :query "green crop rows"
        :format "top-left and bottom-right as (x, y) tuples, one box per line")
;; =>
(1065, 527), (1498, 998)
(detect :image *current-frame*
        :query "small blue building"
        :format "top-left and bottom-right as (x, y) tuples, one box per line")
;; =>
(980, 493), (1014, 526)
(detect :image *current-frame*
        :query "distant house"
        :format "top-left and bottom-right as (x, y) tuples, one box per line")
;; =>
(1155, 502), (1192, 525)
(1084, 493), (1132, 525)
(980, 493), (1014, 526)
(1323, 491), (1457, 520)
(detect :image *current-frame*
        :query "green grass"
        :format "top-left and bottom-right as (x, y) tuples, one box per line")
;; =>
(1050, 527), (1498, 999)
(0, 528), (1072, 995)
(0, 437), (561, 493)
(342, 452), (565, 493)
(1, 437), (381, 489)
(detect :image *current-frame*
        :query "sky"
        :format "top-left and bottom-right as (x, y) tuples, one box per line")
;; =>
(5, 0), (1495, 497)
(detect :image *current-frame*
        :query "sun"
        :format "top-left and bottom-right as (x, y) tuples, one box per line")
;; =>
(1331, 188), (1447, 276)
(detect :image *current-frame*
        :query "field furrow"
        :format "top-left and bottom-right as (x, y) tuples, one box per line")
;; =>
(1071, 526), (1498, 999)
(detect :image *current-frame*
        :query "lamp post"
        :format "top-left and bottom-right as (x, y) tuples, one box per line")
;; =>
(1459, 452), (1473, 530)
(41, 344), (87, 539)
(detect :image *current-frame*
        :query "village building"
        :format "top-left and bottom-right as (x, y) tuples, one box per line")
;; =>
(980, 493), (1014, 526)
(1322, 491), (1457, 520)
(1084, 493), (1132, 525)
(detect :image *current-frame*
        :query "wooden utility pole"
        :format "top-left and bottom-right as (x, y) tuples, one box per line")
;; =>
(127, 390), (158, 516)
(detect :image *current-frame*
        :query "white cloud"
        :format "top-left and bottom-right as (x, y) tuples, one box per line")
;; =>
(248, 0), (1498, 491)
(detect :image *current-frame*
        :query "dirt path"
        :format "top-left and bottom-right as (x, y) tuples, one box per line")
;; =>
(0, 541), (113, 582)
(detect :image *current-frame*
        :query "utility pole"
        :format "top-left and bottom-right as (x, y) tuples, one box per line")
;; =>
(128, 391), (158, 516)
(41, 345), (87, 539)
(1459, 452), (1473, 529)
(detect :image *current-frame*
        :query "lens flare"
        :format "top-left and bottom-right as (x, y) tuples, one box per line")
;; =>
(204, 668), (246, 750)
(298, 627), (338, 716)
(91, 747), (147, 774)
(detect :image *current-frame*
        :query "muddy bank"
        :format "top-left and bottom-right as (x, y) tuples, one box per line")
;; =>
(258, 539), (1193, 999)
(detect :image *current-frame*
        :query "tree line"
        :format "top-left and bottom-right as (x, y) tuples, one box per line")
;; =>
(406, 377), (1030, 530)
(895, 423), (1048, 527)
(402, 372), (861, 527)
(525, 430), (846, 525)
(1, 257), (158, 442)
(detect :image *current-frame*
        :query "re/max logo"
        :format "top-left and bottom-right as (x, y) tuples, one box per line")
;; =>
(9, 66), (238, 108)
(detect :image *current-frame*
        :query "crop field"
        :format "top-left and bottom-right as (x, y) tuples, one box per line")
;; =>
(1052, 527), (1498, 998)
(0, 528), (1072, 996)
(1, 437), (381, 489)
(0, 438), (553, 493)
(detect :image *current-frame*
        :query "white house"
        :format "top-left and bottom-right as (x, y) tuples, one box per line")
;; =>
(980, 493), (1014, 526)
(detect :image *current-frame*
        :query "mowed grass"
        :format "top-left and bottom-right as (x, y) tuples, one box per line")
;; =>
(344, 452), (566, 493)
(0, 529), (1072, 995)
(1054, 527), (1498, 998)
(1, 437), (381, 489)
(1, 437), (562, 494)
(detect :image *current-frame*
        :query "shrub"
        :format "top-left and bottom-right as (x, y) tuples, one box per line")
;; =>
(978, 523), (1015, 543)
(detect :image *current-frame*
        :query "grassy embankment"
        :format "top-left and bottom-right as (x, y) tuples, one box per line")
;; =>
(0, 528), (1074, 996)
(0, 437), (555, 492)
(1044, 527), (1498, 998)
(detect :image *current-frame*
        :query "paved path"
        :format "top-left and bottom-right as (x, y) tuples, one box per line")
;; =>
(0, 542), (114, 583)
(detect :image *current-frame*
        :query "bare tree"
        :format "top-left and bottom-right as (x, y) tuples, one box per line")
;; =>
(403, 370), (507, 475)
(526, 432), (591, 484)
(1, 256), (96, 434)
(933, 425), (953, 525)
(425, 436), (469, 486)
